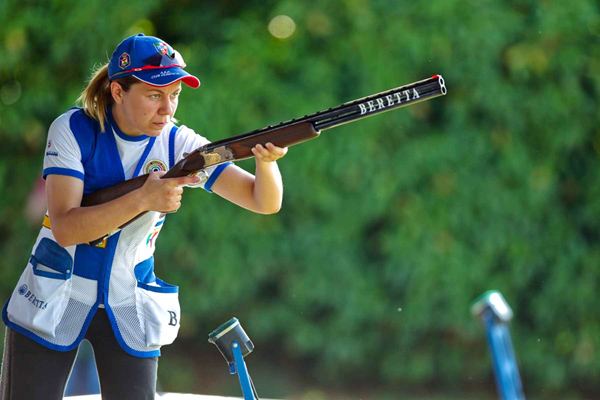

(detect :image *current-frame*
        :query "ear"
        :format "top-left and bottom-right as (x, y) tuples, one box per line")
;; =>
(110, 81), (125, 104)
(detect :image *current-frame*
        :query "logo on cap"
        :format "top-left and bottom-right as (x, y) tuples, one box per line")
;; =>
(118, 52), (131, 70)
(154, 42), (170, 56)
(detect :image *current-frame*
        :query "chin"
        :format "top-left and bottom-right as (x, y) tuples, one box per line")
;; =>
(146, 129), (163, 137)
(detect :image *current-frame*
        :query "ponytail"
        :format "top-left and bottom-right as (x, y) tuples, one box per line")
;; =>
(77, 64), (139, 132)
(77, 64), (112, 132)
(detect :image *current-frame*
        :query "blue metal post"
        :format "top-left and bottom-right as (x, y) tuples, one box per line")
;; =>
(481, 308), (525, 400)
(231, 341), (256, 400)
(472, 291), (525, 400)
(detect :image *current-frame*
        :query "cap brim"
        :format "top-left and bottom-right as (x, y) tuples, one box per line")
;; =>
(132, 67), (201, 89)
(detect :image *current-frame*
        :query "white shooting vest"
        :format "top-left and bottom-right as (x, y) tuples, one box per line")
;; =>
(3, 108), (228, 357)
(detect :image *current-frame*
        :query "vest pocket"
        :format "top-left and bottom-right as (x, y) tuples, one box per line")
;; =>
(135, 277), (181, 347)
(7, 238), (73, 337)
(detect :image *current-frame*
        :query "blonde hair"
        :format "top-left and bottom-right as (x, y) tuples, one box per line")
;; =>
(77, 63), (138, 132)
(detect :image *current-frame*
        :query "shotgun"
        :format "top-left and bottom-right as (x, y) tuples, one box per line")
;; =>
(82, 75), (446, 243)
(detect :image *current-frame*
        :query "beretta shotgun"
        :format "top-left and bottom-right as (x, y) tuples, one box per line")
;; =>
(82, 74), (447, 244)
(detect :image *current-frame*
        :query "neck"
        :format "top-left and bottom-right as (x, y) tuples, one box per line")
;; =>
(111, 105), (137, 137)
(108, 106), (148, 141)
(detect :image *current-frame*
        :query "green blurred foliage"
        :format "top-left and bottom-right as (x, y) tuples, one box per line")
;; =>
(1, 0), (600, 398)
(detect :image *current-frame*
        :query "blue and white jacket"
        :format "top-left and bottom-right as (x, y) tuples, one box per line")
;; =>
(2, 108), (229, 357)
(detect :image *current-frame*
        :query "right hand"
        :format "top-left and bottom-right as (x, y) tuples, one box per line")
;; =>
(139, 171), (201, 213)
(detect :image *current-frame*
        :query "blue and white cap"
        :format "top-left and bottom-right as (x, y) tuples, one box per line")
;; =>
(108, 33), (200, 88)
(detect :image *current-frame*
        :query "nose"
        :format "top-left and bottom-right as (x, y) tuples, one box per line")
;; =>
(159, 97), (176, 115)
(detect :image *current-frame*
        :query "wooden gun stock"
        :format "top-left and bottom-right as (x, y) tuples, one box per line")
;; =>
(81, 122), (319, 208)
(163, 121), (320, 180)
(81, 175), (148, 207)
(81, 75), (447, 244)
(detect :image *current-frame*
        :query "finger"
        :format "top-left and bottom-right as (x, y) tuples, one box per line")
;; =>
(252, 144), (268, 156)
(168, 175), (202, 187)
(254, 144), (276, 160)
(251, 146), (265, 160)
(265, 142), (278, 151)
(265, 143), (288, 157)
(169, 196), (182, 207)
(171, 187), (183, 196)
(166, 202), (181, 214)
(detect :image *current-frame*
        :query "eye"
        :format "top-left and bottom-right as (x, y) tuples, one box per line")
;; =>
(171, 92), (181, 99)
(150, 94), (161, 99)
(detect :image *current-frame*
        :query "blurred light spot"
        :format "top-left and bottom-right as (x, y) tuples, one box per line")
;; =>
(1, 80), (22, 105)
(268, 15), (296, 39)
(306, 12), (332, 37)
(5, 28), (26, 54)
(126, 19), (156, 38)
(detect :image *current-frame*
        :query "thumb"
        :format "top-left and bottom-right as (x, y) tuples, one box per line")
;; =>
(149, 170), (167, 179)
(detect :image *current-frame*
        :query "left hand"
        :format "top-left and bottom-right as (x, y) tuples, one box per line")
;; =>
(251, 142), (288, 163)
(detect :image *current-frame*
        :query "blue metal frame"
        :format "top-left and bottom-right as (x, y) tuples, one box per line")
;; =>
(231, 341), (256, 400)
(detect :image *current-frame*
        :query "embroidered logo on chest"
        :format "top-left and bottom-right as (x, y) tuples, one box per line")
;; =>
(145, 160), (167, 174)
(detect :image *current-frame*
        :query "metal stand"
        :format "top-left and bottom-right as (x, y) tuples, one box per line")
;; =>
(471, 291), (526, 400)
(209, 318), (259, 400)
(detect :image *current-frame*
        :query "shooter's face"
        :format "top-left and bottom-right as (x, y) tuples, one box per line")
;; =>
(112, 81), (181, 137)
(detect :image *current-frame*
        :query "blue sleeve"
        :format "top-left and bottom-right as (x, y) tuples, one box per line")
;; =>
(204, 163), (232, 193)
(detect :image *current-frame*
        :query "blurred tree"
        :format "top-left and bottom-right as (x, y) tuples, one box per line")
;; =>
(0, 0), (599, 398)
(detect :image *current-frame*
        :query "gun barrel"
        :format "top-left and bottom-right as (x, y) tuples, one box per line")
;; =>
(313, 75), (446, 130)
(206, 75), (446, 152)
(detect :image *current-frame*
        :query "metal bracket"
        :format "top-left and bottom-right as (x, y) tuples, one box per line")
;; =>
(203, 145), (234, 168)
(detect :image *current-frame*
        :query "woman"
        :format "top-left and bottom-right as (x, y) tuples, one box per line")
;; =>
(0, 33), (287, 400)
